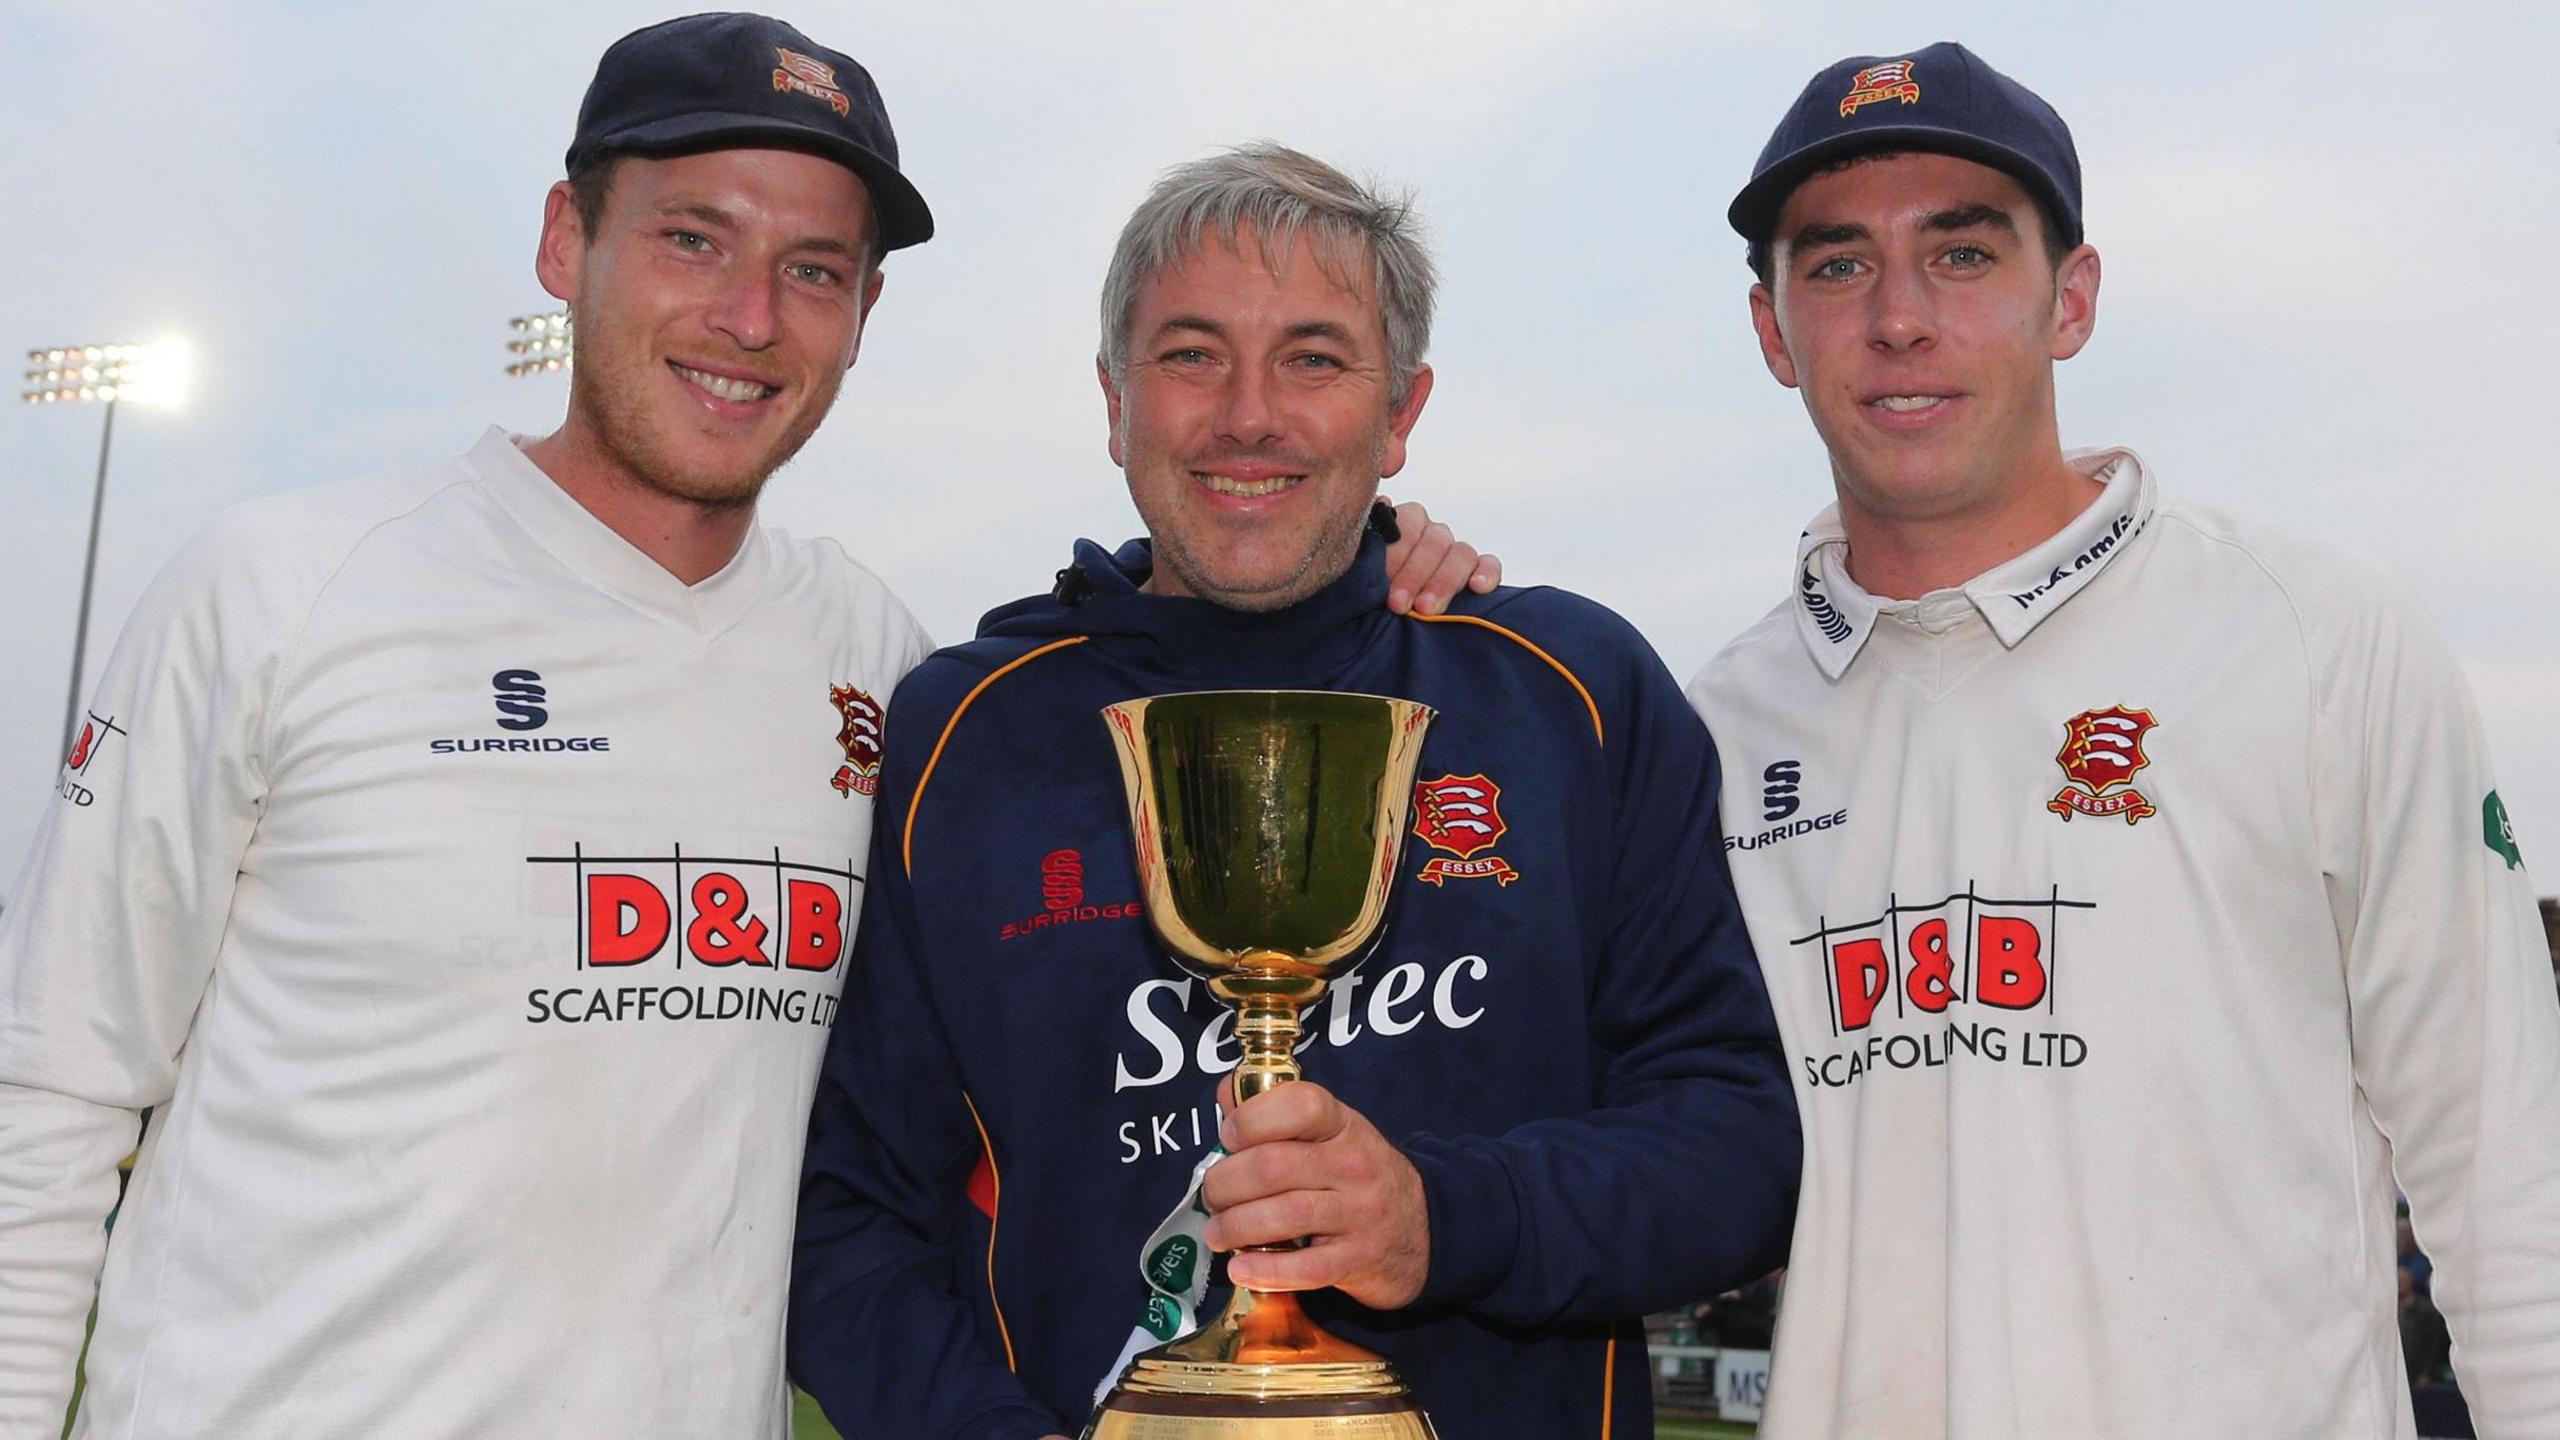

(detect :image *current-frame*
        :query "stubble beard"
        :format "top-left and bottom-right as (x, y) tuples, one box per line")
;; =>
(1139, 455), (1382, 613)
(569, 322), (842, 513)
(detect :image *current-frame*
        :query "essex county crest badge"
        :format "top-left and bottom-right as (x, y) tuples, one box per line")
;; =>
(829, 684), (883, 797)
(1413, 772), (1520, 885)
(1840, 60), (1922, 117)
(773, 46), (854, 117)
(2047, 705), (2159, 825)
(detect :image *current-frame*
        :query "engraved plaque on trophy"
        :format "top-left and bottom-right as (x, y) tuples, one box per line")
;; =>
(1089, 690), (1440, 1440)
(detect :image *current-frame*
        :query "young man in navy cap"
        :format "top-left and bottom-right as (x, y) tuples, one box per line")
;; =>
(1689, 41), (2560, 1438)
(0, 17), (1484, 1437)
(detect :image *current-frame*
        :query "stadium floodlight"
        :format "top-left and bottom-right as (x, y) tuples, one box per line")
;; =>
(20, 336), (195, 765)
(20, 337), (191, 408)
(504, 309), (573, 378)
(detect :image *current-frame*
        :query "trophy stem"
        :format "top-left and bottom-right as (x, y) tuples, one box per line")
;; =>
(1232, 983), (1307, 1104)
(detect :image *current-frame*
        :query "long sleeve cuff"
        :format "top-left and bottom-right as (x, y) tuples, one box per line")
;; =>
(1401, 1134), (1522, 1314)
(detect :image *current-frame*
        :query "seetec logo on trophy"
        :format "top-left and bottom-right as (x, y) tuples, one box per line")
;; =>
(1091, 690), (1441, 1439)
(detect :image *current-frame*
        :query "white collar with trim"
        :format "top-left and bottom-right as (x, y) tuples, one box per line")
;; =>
(1790, 447), (2156, 680)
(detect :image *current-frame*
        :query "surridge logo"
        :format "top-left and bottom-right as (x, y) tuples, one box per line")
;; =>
(429, 668), (609, 755)
(999, 847), (1140, 941)
(1728, 758), (1846, 852)
(773, 46), (853, 117)
(1763, 760), (1802, 822)
(2047, 705), (2159, 824)
(1839, 60), (1922, 117)
(1044, 848), (1083, 910)
(493, 669), (548, 730)
(1413, 772), (1520, 886)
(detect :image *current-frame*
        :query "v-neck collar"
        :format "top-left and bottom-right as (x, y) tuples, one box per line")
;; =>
(464, 426), (773, 637)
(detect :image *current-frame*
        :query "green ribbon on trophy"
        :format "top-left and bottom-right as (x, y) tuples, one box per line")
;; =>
(1092, 1145), (1225, 1406)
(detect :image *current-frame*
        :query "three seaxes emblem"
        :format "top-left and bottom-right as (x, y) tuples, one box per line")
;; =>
(829, 685), (884, 797)
(1413, 772), (1520, 885)
(2047, 705), (2159, 825)
(1839, 60), (1922, 117)
(773, 46), (854, 117)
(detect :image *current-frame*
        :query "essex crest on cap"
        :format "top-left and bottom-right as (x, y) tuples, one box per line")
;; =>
(773, 47), (853, 117)
(569, 12), (935, 251)
(1838, 60), (1920, 117)
(1728, 40), (2081, 254)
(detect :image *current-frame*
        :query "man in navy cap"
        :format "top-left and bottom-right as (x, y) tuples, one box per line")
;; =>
(1690, 41), (2560, 1439)
(0, 16), (1485, 1437)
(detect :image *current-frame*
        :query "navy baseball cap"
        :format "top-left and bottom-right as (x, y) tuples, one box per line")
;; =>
(567, 13), (934, 251)
(1728, 42), (2079, 253)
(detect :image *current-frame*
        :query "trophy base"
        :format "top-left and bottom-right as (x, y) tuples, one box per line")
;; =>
(1082, 1288), (1439, 1439)
(1085, 1362), (1436, 1438)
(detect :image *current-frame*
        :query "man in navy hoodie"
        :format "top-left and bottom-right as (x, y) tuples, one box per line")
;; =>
(789, 143), (1798, 1439)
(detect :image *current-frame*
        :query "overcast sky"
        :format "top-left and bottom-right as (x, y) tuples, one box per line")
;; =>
(3, 1), (2554, 895)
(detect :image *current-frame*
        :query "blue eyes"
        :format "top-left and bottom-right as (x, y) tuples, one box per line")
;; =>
(663, 232), (840, 286)
(1805, 245), (1994, 281)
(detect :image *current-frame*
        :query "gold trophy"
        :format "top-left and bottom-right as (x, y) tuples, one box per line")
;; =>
(1089, 690), (1439, 1440)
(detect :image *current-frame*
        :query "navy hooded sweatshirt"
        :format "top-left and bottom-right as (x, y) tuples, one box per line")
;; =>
(790, 532), (1798, 1438)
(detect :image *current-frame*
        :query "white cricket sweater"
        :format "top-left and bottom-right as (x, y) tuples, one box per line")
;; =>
(0, 429), (929, 1438)
(1689, 449), (2560, 1439)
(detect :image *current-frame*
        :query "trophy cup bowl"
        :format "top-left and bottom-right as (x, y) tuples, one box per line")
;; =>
(1089, 690), (1440, 1440)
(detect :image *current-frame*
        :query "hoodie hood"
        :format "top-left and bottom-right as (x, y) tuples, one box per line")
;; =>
(977, 530), (1397, 689)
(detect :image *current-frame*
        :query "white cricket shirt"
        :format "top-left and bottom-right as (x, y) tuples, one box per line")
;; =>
(1690, 449), (2560, 1439)
(0, 429), (929, 1438)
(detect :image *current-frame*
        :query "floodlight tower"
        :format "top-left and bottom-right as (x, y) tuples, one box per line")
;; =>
(21, 338), (193, 762)
(504, 309), (573, 378)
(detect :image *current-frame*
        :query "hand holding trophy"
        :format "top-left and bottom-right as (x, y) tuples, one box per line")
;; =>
(1089, 690), (1441, 1439)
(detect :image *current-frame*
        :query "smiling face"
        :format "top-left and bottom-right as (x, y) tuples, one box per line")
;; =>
(536, 147), (883, 510)
(1749, 150), (2099, 538)
(1102, 227), (1432, 611)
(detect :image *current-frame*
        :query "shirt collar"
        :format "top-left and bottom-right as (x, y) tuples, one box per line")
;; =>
(1790, 447), (2155, 679)
(1788, 516), (1881, 680)
(1966, 447), (2154, 646)
(464, 426), (772, 635)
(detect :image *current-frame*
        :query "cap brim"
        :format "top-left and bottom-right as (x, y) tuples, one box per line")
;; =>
(580, 112), (935, 251)
(1728, 123), (2073, 249)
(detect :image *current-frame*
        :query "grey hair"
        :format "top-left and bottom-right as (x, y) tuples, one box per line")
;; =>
(1098, 143), (1437, 408)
